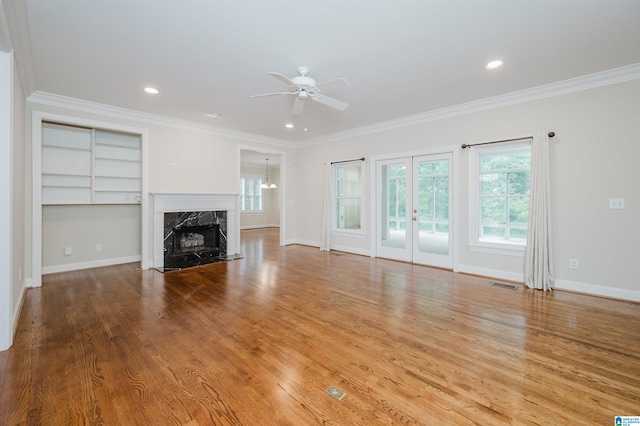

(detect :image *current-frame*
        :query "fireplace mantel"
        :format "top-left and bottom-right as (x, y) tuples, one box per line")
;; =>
(151, 193), (238, 269)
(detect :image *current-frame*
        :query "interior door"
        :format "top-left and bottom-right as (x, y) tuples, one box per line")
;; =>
(376, 153), (453, 269)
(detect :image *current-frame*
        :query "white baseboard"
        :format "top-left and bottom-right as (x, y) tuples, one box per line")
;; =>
(329, 244), (371, 257)
(555, 279), (640, 302)
(457, 264), (524, 283)
(12, 285), (27, 340)
(289, 239), (319, 247)
(240, 224), (280, 230)
(42, 255), (141, 275)
(457, 263), (640, 302)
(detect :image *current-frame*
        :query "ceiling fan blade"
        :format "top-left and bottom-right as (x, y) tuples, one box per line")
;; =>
(249, 91), (295, 98)
(312, 94), (348, 111)
(315, 77), (350, 88)
(291, 97), (306, 115)
(268, 72), (296, 87)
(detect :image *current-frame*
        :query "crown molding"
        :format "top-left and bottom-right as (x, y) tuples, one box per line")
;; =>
(300, 63), (640, 147)
(27, 91), (296, 149)
(26, 63), (640, 150)
(2, 0), (36, 96)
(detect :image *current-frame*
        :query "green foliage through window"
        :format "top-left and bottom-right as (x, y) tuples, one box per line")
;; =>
(335, 163), (362, 230)
(478, 146), (530, 243)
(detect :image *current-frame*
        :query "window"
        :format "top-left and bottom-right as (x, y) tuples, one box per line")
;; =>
(334, 162), (363, 231)
(240, 176), (263, 212)
(469, 141), (531, 253)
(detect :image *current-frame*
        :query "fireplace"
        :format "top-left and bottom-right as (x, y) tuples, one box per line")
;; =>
(162, 210), (227, 271)
(152, 193), (238, 271)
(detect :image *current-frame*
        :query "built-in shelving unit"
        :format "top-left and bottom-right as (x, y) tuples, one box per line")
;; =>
(42, 122), (141, 205)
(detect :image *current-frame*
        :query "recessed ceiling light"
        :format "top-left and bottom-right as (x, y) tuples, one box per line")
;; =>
(207, 112), (221, 118)
(144, 87), (159, 94)
(285, 123), (294, 128)
(485, 60), (504, 70)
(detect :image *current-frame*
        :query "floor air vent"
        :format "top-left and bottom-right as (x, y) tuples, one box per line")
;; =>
(491, 282), (519, 290)
(325, 385), (346, 401)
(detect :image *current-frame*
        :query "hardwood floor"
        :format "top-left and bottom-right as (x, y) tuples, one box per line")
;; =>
(1, 228), (639, 425)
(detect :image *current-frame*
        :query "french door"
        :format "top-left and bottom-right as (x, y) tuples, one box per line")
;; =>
(376, 153), (453, 269)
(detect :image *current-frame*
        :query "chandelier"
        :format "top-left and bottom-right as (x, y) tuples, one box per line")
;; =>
(260, 158), (277, 189)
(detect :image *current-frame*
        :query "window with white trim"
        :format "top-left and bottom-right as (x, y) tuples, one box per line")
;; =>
(469, 140), (531, 253)
(334, 162), (363, 231)
(240, 176), (263, 212)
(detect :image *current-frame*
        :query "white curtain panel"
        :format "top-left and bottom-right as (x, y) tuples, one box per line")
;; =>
(524, 132), (555, 291)
(320, 162), (332, 251)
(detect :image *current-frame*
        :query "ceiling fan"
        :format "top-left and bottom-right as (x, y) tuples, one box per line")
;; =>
(250, 66), (350, 116)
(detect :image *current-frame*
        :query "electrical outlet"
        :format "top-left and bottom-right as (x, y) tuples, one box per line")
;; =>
(609, 198), (625, 209)
(569, 258), (579, 269)
(64, 246), (73, 256)
(96, 243), (103, 251)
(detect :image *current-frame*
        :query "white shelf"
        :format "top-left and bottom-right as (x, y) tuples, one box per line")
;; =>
(42, 123), (141, 205)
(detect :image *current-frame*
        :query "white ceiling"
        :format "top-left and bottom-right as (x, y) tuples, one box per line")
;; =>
(8, 0), (640, 144)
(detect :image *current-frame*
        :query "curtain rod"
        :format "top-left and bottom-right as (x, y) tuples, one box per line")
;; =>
(461, 132), (555, 149)
(331, 157), (365, 165)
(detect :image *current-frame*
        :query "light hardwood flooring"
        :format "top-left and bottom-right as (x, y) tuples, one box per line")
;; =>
(1, 228), (639, 425)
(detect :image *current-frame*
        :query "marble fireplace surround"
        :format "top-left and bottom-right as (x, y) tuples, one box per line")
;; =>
(152, 193), (238, 269)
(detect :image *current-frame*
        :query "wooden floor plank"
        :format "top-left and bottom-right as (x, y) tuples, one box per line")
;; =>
(1, 228), (639, 425)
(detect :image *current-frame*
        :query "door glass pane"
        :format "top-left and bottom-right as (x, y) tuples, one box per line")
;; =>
(417, 159), (449, 256)
(381, 163), (407, 249)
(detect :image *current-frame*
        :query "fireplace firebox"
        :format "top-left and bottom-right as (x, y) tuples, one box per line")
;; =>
(173, 224), (219, 255)
(162, 210), (227, 271)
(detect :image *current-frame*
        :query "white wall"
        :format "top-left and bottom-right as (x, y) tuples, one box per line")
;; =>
(19, 77), (640, 305)
(0, 43), (12, 352)
(24, 98), (295, 279)
(294, 79), (640, 301)
(0, 9), (27, 350)
(11, 51), (25, 334)
(42, 205), (141, 272)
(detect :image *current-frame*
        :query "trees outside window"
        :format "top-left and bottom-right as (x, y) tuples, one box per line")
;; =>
(335, 163), (362, 230)
(470, 141), (531, 252)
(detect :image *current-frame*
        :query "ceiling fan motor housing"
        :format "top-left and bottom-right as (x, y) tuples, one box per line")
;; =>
(291, 75), (316, 91)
